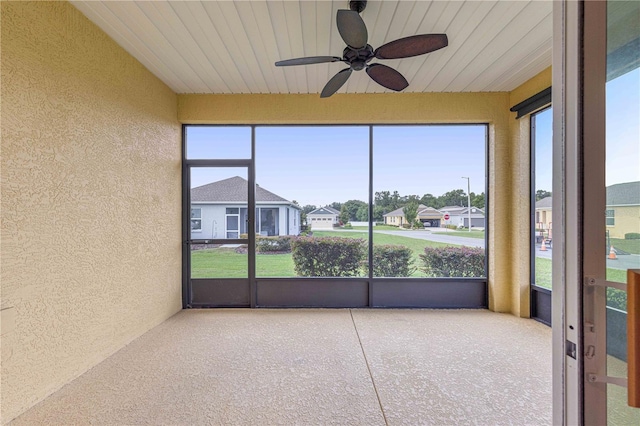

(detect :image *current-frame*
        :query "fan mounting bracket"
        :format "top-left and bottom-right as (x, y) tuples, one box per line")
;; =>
(349, 1), (367, 13)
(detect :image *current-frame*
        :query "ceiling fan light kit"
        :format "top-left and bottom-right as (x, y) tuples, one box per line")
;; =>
(275, 0), (448, 98)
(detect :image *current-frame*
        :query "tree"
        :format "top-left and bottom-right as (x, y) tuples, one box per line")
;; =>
(340, 200), (367, 223)
(536, 190), (552, 201)
(439, 189), (466, 207)
(373, 205), (385, 222)
(329, 201), (342, 211)
(471, 192), (485, 209)
(356, 205), (368, 221)
(403, 202), (419, 229)
(420, 193), (438, 208)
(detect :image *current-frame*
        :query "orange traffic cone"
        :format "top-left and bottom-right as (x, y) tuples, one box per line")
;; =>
(540, 240), (547, 251)
(609, 245), (617, 260)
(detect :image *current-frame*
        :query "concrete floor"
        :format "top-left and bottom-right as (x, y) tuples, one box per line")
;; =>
(11, 309), (552, 425)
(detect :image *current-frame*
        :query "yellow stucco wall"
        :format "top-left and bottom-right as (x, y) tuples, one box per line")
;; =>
(607, 206), (640, 239)
(509, 67), (552, 317)
(1, 2), (182, 422)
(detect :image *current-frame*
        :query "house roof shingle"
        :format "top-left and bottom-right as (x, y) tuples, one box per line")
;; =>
(535, 196), (552, 209)
(607, 181), (640, 206)
(191, 176), (296, 205)
(308, 206), (340, 215)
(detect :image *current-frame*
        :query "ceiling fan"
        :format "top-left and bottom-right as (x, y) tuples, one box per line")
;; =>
(275, 0), (448, 98)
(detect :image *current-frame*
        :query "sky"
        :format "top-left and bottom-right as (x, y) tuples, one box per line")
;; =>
(188, 125), (486, 206)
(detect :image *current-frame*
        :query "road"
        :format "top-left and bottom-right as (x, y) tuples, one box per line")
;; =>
(335, 228), (640, 270)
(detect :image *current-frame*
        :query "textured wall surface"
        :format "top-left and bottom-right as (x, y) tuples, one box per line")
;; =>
(509, 67), (553, 317)
(1, 2), (182, 422)
(178, 91), (515, 314)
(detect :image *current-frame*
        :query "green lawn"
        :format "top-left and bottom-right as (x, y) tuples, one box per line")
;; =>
(433, 230), (485, 239)
(192, 232), (459, 278)
(534, 256), (628, 290)
(610, 238), (640, 255)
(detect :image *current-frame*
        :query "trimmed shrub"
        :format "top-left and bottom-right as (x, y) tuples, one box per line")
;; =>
(420, 246), (485, 277)
(401, 223), (411, 229)
(443, 224), (458, 230)
(299, 229), (313, 237)
(372, 245), (415, 277)
(413, 220), (423, 229)
(291, 237), (366, 277)
(343, 223), (353, 229)
(607, 287), (627, 311)
(256, 236), (294, 253)
(625, 233), (640, 240)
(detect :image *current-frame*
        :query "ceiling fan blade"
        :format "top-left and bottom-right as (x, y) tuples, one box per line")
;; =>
(366, 64), (409, 91)
(321, 68), (352, 98)
(275, 56), (342, 66)
(337, 10), (368, 49)
(374, 34), (448, 60)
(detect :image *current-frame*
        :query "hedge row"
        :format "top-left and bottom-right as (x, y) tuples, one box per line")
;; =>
(256, 236), (294, 253)
(372, 245), (415, 277)
(291, 237), (366, 277)
(420, 246), (485, 277)
(625, 233), (640, 240)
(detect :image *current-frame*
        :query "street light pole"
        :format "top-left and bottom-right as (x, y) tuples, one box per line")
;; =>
(462, 177), (471, 232)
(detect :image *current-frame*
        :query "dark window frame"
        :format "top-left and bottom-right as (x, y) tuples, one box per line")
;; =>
(183, 124), (489, 309)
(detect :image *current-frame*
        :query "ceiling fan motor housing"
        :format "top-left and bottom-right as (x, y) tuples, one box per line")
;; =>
(349, 1), (367, 13)
(343, 45), (374, 71)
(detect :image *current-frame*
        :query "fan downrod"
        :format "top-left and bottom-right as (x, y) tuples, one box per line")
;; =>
(349, 1), (367, 13)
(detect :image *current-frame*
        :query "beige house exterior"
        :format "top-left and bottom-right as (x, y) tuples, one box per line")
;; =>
(606, 181), (640, 239)
(383, 205), (443, 227)
(535, 196), (553, 231)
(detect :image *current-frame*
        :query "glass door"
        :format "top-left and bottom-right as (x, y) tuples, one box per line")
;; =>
(182, 125), (254, 307)
(604, 0), (640, 422)
(582, 0), (640, 423)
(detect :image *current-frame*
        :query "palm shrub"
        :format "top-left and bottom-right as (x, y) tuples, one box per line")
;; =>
(420, 246), (485, 277)
(291, 237), (366, 277)
(371, 245), (415, 277)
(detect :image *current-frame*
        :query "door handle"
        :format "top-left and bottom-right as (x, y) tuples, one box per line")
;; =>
(629, 269), (640, 408)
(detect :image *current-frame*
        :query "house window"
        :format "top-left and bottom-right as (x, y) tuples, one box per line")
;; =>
(191, 208), (202, 231)
(605, 209), (615, 226)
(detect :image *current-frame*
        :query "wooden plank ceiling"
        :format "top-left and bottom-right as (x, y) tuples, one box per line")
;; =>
(71, 0), (552, 95)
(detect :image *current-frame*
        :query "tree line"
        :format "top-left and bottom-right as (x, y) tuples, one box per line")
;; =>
(296, 189), (487, 223)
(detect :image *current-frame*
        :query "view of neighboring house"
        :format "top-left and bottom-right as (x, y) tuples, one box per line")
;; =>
(307, 206), (340, 230)
(384, 204), (444, 227)
(606, 181), (640, 239)
(190, 176), (301, 239)
(535, 197), (553, 231)
(440, 206), (486, 228)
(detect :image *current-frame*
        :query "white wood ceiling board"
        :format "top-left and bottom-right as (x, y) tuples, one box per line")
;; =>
(299, 1), (318, 93)
(408, 1), (495, 92)
(427, 1), (528, 92)
(201, 2), (269, 93)
(242, 1), (289, 94)
(283, 0), (308, 93)
(396, 0), (452, 91)
(468, 14), (552, 91)
(176, 2), (251, 93)
(102, 2), (208, 92)
(267, 1), (306, 93)
(314, 0), (334, 91)
(72, 1), (190, 93)
(444, 1), (550, 91)
(71, 1), (554, 95)
(216, 2), (279, 93)
(138, 2), (225, 93)
(491, 44), (551, 92)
